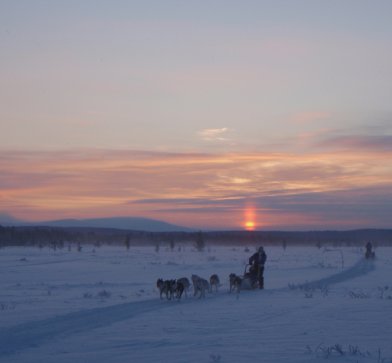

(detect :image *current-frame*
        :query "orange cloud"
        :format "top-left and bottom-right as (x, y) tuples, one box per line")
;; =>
(1, 147), (392, 229)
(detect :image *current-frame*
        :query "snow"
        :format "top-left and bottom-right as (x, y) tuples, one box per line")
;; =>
(1, 244), (391, 362)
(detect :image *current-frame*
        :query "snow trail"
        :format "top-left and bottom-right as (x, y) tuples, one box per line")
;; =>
(297, 257), (375, 289)
(0, 298), (179, 356)
(0, 257), (376, 358)
(0, 291), (226, 357)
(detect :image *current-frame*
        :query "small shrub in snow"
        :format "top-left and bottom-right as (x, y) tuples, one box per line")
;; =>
(289, 283), (329, 298)
(83, 293), (93, 299)
(376, 348), (392, 363)
(378, 286), (392, 299)
(0, 302), (16, 311)
(348, 290), (370, 299)
(314, 343), (345, 358)
(209, 353), (221, 362)
(97, 290), (111, 298)
(348, 344), (361, 356)
(333, 344), (345, 356)
(166, 261), (178, 266)
(306, 343), (378, 360)
(288, 283), (299, 290)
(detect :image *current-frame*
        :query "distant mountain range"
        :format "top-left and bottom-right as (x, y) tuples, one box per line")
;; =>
(0, 213), (191, 232)
(0, 213), (22, 225)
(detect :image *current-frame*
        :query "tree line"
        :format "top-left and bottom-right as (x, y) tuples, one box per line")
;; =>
(1, 225), (392, 250)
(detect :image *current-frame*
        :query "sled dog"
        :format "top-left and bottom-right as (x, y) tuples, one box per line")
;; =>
(209, 274), (220, 292)
(156, 278), (175, 300)
(176, 277), (190, 297)
(229, 273), (242, 293)
(173, 280), (185, 300)
(191, 274), (210, 298)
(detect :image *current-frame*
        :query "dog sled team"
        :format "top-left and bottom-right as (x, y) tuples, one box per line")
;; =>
(156, 274), (221, 300)
(156, 246), (267, 300)
(156, 277), (191, 300)
(157, 241), (376, 300)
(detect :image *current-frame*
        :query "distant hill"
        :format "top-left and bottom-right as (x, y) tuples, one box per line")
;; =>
(0, 213), (25, 226)
(36, 216), (191, 232)
(0, 213), (191, 232)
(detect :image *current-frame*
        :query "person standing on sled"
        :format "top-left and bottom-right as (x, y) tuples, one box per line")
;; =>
(365, 241), (374, 259)
(249, 246), (267, 289)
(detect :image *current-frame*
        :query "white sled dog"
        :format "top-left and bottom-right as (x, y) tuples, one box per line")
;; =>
(209, 274), (220, 292)
(191, 274), (210, 298)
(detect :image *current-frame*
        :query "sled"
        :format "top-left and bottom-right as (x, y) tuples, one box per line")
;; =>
(365, 250), (375, 260)
(239, 264), (260, 290)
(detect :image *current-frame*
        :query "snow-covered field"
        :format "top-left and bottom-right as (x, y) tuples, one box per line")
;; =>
(1, 244), (391, 363)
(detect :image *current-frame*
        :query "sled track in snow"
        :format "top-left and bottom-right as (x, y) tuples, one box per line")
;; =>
(0, 298), (185, 356)
(0, 258), (375, 357)
(296, 257), (375, 290)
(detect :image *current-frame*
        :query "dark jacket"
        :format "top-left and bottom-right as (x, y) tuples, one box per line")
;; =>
(249, 251), (267, 266)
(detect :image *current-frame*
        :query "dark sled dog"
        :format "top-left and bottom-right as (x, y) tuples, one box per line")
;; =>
(209, 274), (220, 292)
(156, 278), (175, 300)
(176, 277), (190, 298)
(229, 273), (242, 293)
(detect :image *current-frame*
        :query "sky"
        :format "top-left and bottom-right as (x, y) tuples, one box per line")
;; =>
(1, 0), (392, 230)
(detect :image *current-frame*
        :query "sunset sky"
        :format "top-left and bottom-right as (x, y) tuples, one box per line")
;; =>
(1, 1), (392, 230)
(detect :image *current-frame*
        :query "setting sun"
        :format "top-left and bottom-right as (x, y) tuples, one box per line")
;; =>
(244, 205), (257, 231)
(245, 221), (255, 231)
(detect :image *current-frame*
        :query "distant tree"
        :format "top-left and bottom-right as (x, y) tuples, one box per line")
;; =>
(282, 239), (287, 250)
(125, 235), (131, 251)
(195, 231), (205, 252)
(169, 238), (175, 251)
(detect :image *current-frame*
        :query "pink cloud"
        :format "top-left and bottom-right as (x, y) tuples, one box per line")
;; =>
(289, 111), (331, 125)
